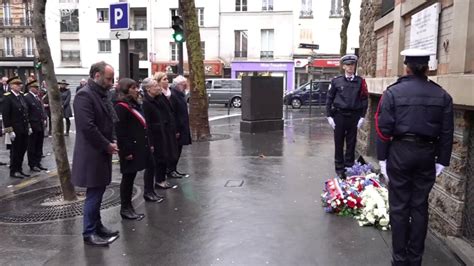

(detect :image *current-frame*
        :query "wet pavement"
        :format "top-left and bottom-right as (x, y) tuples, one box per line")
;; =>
(0, 106), (462, 265)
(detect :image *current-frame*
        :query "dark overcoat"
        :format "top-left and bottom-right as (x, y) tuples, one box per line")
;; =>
(24, 93), (47, 132)
(71, 80), (115, 188)
(114, 99), (150, 174)
(2, 92), (29, 134)
(170, 88), (192, 146)
(60, 89), (73, 118)
(142, 93), (178, 164)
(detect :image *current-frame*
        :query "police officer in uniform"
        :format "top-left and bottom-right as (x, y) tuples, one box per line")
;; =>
(24, 80), (47, 172)
(376, 49), (454, 266)
(2, 77), (31, 178)
(326, 54), (368, 179)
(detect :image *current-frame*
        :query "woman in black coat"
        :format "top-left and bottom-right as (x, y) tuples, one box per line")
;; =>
(115, 78), (163, 220)
(142, 75), (179, 189)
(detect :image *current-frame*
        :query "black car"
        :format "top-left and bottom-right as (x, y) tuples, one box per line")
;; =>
(284, 81), (330, 109)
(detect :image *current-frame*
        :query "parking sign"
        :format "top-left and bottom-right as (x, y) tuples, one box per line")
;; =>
(110, 2), (129, 30)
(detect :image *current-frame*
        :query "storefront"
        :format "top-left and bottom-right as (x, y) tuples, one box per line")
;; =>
(231, 61), (294, 92)
(151, 60), (223, 78)
(294, 57), (341, 89)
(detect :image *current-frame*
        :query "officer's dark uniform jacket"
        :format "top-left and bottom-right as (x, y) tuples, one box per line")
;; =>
(326, 75), (369, 118)
(2, 91), (29, 134)
(376, 75), (454, 166)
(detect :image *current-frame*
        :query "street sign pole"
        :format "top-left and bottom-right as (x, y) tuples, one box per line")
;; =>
(178, 42), (184, 75)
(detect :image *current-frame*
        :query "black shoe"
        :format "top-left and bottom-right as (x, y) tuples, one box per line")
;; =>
(167, 171), (182, 179)
(37, 165), (47, 171)
(30, 166), (41, 172)
(83, 234), (109, 247)
(144, 192), (159, 202)
(338, 172), (347, 180)
(155, 181), (175, 189)
(120, 206), (145, 220)
(10, 172), (25, 179)
(19, 171), (30, 177)
(97, 225), (119, 238)
(176, 170), (190, 178)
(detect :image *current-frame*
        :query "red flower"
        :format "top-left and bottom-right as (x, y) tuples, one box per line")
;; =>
(347, 200), (356, 208)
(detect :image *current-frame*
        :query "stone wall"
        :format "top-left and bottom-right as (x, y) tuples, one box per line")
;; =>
(358, 0), (382, 77)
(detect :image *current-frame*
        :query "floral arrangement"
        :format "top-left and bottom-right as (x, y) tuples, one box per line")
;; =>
(321, 164), (390, 230)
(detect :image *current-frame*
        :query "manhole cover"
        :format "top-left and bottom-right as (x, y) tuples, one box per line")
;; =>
(0, 182), (137, 224)
(195, 133), (231, 142)
(225, 180), (244, 187)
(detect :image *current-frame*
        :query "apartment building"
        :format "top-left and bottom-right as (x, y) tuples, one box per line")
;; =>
(0, 0), (36, 80)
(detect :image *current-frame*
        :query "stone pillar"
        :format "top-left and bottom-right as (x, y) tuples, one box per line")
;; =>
(391, 4), (405, 76)
(449, 0), (474, 73)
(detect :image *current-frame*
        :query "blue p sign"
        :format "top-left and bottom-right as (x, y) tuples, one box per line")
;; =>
(110, 2), (129, 30)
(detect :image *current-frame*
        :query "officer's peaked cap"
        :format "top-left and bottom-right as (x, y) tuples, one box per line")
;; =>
(401, 48), (434, 65)
(341, 54), (358, 65)
(26, 80), (39, 88)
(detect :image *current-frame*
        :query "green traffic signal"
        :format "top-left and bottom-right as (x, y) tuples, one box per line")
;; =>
(34, 62), (42, 69)
(173, 32), (184, 42)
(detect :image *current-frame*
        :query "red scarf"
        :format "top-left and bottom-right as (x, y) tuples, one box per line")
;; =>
(117, 102), (147, 128)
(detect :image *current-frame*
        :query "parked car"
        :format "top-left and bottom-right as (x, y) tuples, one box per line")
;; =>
(283, 81), (330, 109)
(206, 79), (242, 108)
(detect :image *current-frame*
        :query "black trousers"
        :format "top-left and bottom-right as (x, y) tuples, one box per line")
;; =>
(333, 112), (359, 173)
(27, 130), (44, 168)
(83, 186), (106, 237)
(168, 145), (183, 172)
(10, 132), (28, 173)
(387, 140), (436, 266)
(65, 118), (71, 133)
(121, 160), (155, 206)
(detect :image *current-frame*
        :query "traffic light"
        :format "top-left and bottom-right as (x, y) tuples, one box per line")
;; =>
(34, 59), (42, 70)
(171, 15), (185, 42)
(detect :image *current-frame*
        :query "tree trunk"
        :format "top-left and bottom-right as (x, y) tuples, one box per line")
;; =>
(33, 0), (76, 201)
(179, 0), (211, 141)
(358, 0), (381, 77)
(340, 0), (351, 57)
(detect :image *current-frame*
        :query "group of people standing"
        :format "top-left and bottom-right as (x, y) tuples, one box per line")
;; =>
(0, 75), (74, 178)
(71, 61), (191, 247)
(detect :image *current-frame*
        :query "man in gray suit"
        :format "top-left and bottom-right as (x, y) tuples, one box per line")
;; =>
(72, 61), (119, 247)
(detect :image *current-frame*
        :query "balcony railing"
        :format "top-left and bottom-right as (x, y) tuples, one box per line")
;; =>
(0, 18), (12, 26)
(61, 50), (81, 62)
(300, 10), (313, 18)
(260, 51), (274, 59)
(22, 49), (35, 57)
(234, 50), (248, 58)
(20, 17), (33, 26)
(132, 17), (147, 31)
(0, 49), (15, 57)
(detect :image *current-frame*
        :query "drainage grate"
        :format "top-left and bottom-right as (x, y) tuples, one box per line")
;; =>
(0, 182), (137, 224)
(225, 180), (244, 187)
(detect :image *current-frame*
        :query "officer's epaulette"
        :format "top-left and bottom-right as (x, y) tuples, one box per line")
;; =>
(386, 76), (405, 91)
(19, 91), (24, 94)
(428, 79), (442, 88)
(4, 92), (11, 96)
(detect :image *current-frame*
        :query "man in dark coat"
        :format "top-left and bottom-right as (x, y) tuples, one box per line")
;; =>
(72, 61), (119, 247)
(376, 49), (454, 265)
(24, 80), (47, 172)
(76, 78), (86, 93)
(169, 75), (191, 178)
(0, 76), (9, 165)
(2, 76), (30, 178)
(59, 80), (73, 136)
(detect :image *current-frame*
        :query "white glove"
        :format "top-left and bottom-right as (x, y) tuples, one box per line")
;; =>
(28, 128), (33, 135)
(379, 160), (388, 181)
(435, 163), (445, 177)
(357, 117), (365, 129)
(10, 132), (16, 142)
(327, 117), (336, 130)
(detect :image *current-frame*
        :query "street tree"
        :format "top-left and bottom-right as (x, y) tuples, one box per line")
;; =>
(179, 0), (211, 141)
(33, 0), (77, 201)
(339, 0), (351, 58)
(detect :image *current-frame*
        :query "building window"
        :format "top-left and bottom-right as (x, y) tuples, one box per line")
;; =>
(98, 40), (111, 53)
(300, 0), (313, 18)
(235, 0), (247, 11)
(170, 42), (178, 61)
(197, 8), (204, 27)
(97, 8), (109, 22)
(60, 9), (80, 32)
(234, 30), (248, 58)
(200, 41), (205, 59)
(24, 37), (34, 57)
(4, 37), (14, 56)
(2, 2), (11, 26)
(23, 3), (32, 26)
(61, 50), (81, 62)
(130, 39), (147, 60)
(330, 0), (342, 17)
(262, 0), (273, 11)
(261, 29), (274, 59)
